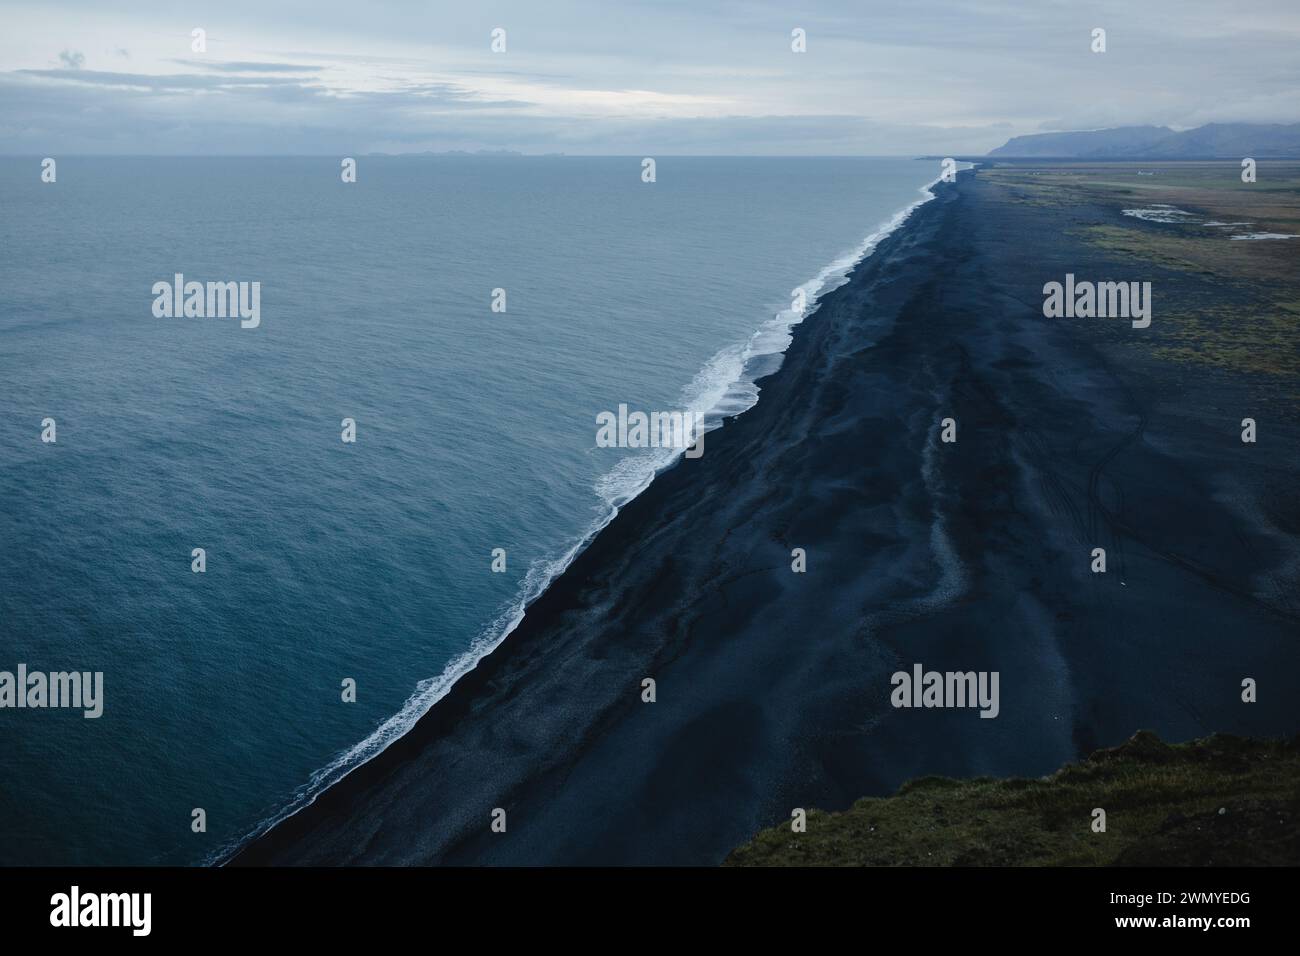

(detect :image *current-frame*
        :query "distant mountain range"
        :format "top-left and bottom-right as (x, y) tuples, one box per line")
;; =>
(987, 123), (1300, 159)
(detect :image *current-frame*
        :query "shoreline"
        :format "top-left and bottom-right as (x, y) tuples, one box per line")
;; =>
(212, 173), (944, 865)
(232, 167), (1300, 866)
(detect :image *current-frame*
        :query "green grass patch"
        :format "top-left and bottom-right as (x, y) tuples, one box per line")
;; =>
(724, 732), (1300, 867)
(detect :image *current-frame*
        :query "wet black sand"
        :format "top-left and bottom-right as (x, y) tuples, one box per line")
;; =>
(232, 169), (1300, 865)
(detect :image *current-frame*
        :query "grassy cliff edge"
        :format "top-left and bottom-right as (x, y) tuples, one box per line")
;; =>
(724, 732), (1300, 866)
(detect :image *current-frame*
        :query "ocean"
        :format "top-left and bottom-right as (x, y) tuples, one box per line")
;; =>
(0, 156), (937, 864)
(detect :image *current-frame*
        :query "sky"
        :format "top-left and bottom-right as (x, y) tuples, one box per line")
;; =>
(2, 0), (1298, 155)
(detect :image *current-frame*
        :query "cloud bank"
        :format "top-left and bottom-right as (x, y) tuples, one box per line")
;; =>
(2, 0), (1297, 155)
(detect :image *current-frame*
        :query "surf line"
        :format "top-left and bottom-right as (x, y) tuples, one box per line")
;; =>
(210, 170), (952, 864)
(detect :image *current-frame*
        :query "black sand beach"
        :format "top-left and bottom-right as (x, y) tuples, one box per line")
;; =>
(232, 168), (1300, 866)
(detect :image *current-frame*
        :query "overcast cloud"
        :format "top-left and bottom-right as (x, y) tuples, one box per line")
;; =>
(2, 0), (1297, 155)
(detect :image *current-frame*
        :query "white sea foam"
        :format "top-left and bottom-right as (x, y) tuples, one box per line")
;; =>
(210, 166), (956, 865)
(595, 172), (953, 509)
(1228, 232), (1298, 240)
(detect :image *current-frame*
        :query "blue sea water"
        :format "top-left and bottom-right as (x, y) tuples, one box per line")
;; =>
(0, 156), (936, 864)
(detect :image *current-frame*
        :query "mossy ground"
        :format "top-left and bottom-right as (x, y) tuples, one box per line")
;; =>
(724, 732), (1300, 866)
(979, 161), (1300, 392)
